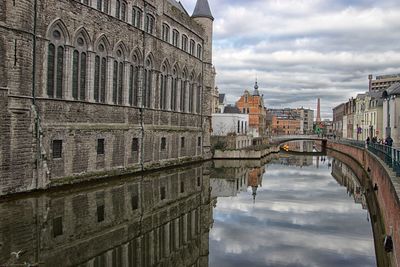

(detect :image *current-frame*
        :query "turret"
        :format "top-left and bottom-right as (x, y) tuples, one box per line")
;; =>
(192, 0), (214, 64)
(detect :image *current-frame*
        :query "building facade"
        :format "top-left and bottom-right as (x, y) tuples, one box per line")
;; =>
(0, 0), (216, 195)
(235, 82), (266, 137)
(269, 109), (302, 136)
(382, 84), (400, 146)
(369, 73), (400, 92)
(333, 103), (345, 138)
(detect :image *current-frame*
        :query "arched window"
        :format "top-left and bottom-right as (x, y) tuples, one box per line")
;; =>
(197, 44), (202, 59)
(112, 47), (125, 105)
(115, 0), (121, 19)
(189, 39), (195, 56)
(129, 53), (140, 106)
(47, 25), (66, 99)
(145, 14), (155, 34)
(143, 57), (153, 108)
(196, 75), (201, 113)
(132, 6), (142, 28)
(97, 0), (109, 13)
(172, 29), (179, 47)
(180, 70), (187, 112)
(171, 67), (178, 111)
(121, 2), (127, 21)
(160, 63), (169, 110)
(181, 35), (188, 52)
(162, 23), (170, 42)
(188, 73), (195, 113)
(94, 40), (108, 103)
(72, 33), (88, 101)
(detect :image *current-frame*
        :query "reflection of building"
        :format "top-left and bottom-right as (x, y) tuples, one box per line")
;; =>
(210, 165), (248, 198)
(235, 82), (267, 137)
(331, 159), (367, 209)
(272, 155), (313, 167)
(0, 165), (212, 267)
(247, 166), (265, 202)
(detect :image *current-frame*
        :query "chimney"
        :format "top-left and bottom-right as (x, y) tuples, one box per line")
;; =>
(368, 74), (373, 92)
(316, 98), (321, 122)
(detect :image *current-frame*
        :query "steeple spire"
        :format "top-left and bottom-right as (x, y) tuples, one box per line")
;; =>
(192, 0), (214, 20)
(253, 79), (260, 96)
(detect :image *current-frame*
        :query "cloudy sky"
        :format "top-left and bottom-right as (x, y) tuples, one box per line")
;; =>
(181, 0), (400, 119)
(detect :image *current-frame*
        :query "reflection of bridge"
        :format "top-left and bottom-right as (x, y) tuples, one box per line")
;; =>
(280, 150), (326, 156)
(270, 135), (328, 154)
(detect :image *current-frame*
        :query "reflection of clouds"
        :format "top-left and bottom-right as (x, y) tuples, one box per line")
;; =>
(209, 158), (376, 267)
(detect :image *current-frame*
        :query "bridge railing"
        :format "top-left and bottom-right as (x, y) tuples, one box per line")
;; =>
(368, 143), (400, 177)
(337, 139), (365, 149)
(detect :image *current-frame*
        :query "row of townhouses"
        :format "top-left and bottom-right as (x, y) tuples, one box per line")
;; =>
(333, 74), (400, 146)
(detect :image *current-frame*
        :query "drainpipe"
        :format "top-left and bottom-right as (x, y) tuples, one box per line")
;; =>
(32, 0), (40, 189)
(139, 0), (147, 172)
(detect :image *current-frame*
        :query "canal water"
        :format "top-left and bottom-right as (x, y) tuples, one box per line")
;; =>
(0, 153), (379, 267)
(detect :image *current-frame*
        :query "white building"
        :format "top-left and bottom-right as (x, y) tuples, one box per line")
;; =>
(382, 84), (400, 146)
(212, 112), (249, 136)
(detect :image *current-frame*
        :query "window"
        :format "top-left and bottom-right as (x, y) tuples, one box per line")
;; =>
(121, 2), (127, 21)
(97, 205), (105, 222)
(131, 194), (138, 210)
(196, 76), (201, 113)
(143, 57), (153, 108)
(237, 121), (240, 133)
(172, 30), (179, 47)
(180, 137), (185, 148)
(197, 137), (201, 147)
(131, 138), (139, 153)
(112, 47), (124, 105)
(160, 186), (166, 200)
(161, 137), (166, 150)
(72, 34), (87, 101)
(97, 0), (109, 13)
(189, 40), (195, 55)
(132, 7), (142, 28)
(181, 35), (188, 51)
(52, 140), (62, 159)
(160, 63), (169, 110)
(180, 181), (184, 193)
(47, 26), (65, 99)
(97, 139), (105, 155)
(162, 23), (170, 42)
(94, 42), (107, 103)
(180, 71), (187, 112)
(115, 0), (121, 19)
(197, 176), (201, 187)
(188, 73), (195, 113)
(171, 67), (178, 111)
(53, 217), (63, 237)
(197, 44), (202, 58)
(145, 14), (155, 34)
(129, 54), (139, 106)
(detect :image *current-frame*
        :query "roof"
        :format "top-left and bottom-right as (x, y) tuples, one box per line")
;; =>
(223, 105), (241, 114)
(219, 94), (225, 104)
(167, 0), (189, 16)
(387, 82), (400, 96)
(192, 0), (214, 20)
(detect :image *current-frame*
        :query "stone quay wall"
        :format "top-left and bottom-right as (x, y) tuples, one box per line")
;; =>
(328, 141), (400, 266)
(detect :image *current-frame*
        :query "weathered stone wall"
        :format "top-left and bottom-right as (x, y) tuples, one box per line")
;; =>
(0, 164), (211, 267)
(328, 141), (400, 267)
(0, 0), (215, 194)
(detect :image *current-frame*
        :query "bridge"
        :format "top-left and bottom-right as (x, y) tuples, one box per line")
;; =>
(270, 135), (327, 145)
(270, 135), (328, 154)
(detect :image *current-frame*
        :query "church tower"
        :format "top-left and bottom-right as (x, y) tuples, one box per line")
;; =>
(192, 0), (214, 64)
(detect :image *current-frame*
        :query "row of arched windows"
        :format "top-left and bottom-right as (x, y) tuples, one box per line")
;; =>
(46, 21), (202, 114)
(162, 23), (202, 59)
(75, 0), (203, 59)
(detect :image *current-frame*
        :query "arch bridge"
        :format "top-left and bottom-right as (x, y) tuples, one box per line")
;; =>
(270, 135), (328, 154)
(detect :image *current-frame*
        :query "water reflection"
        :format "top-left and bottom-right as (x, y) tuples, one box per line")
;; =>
(209, 155), (377, 267)
(0, 164), (212, 267)
(0, 155), (381, 267)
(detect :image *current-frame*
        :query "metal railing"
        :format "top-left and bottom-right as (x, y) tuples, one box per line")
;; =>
(368, 143), (400, 177)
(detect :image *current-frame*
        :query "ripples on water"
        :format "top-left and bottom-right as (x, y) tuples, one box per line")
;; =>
(0, 153), (377, 267)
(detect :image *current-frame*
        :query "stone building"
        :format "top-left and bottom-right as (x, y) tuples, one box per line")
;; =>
(0, 0), (216, 195)
(369, 73), (400, 92)
(333, 103), (345, 138)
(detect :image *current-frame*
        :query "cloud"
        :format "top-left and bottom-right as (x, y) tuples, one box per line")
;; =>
(181, 0), (400, 119)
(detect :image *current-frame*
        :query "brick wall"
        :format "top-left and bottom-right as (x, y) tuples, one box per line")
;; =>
(328, 142), (400, 267)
